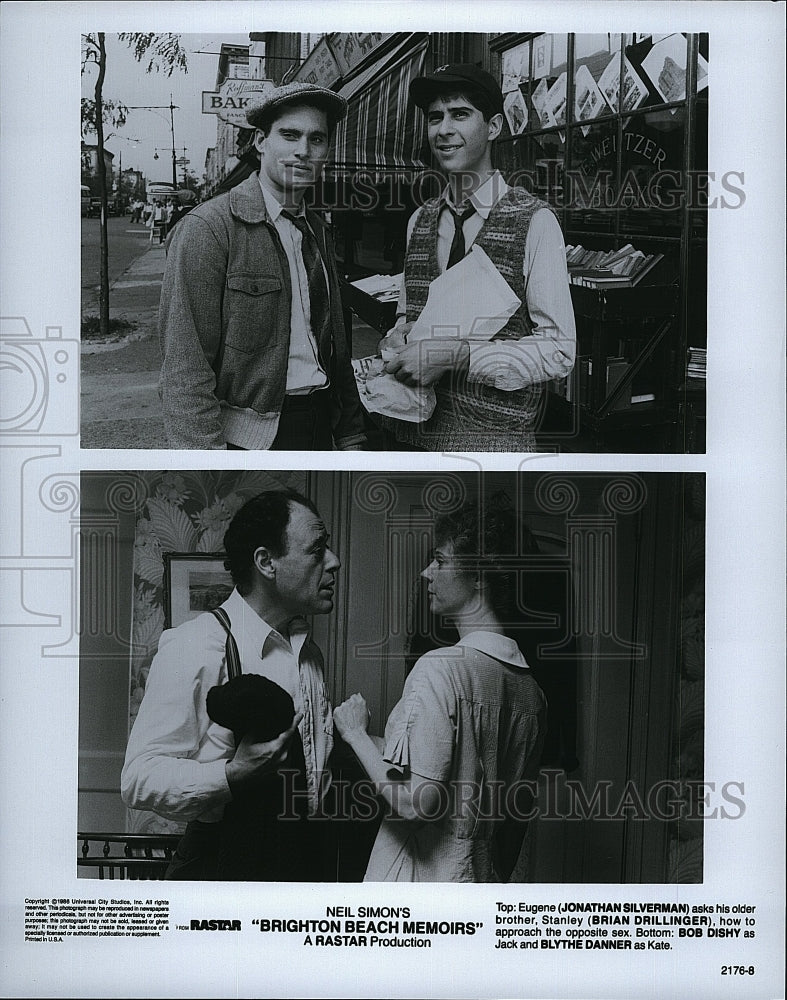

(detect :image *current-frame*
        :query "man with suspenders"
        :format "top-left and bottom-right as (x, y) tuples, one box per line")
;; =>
(122, 489), (339, 879)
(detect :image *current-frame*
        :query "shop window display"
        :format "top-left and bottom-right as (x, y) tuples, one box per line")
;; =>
(493, 31), (708, 452)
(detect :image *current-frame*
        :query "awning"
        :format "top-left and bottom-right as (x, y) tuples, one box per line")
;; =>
(330, 35), (429, 178)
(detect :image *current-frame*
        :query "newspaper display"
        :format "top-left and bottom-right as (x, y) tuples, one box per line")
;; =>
(0, 3), (785, 999)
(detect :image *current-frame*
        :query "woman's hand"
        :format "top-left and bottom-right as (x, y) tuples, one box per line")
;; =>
(333, 693), (370, 744)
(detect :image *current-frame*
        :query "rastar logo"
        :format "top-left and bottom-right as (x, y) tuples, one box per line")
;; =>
(189, 919), (242, 931)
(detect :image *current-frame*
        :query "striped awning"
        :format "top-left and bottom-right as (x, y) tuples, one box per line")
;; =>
(331, 36), (429, 177)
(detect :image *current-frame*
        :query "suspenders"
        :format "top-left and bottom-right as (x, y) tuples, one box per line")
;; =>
(211, 607), (242, 681)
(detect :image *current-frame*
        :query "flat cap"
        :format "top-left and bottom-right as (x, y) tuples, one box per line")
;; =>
(246, 82), (348, 130)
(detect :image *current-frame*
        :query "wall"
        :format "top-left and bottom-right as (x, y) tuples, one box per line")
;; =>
(78, 473), (137, 831)
(78, 471), (701, 882)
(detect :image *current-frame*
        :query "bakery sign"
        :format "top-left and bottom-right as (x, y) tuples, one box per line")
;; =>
(202, 79), (274, 127)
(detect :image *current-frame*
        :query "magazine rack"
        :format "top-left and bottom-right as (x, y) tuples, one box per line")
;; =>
(543, 281), (682, 452)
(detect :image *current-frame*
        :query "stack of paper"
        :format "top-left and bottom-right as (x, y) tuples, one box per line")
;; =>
(354, 246), (522, 422)
(350, 273), (403, 303)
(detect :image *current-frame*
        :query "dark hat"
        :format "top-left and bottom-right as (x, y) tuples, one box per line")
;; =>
(246, 82), (348, 131)
(409, 64), (504, 116)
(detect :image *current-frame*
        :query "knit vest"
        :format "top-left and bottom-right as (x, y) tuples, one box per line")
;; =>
(391, 188), (551, 452)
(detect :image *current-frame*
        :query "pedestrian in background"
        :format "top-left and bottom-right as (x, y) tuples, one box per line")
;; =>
(167, 190), (198, 230)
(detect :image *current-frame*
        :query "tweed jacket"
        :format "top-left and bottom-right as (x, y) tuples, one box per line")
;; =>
(159, 172), (366, 450)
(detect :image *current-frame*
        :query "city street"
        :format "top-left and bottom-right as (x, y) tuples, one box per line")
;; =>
(80, 215), (379, 450)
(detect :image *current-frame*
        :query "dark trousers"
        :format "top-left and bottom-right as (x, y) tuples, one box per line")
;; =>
(228, 391), (333, 451)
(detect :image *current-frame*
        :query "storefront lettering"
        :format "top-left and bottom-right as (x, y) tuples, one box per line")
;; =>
(583, 132), (668, 173)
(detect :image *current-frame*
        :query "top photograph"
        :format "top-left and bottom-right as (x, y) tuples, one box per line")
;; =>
(81, 30), (710, 453)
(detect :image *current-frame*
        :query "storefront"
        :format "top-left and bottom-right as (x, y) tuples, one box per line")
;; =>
(207, 30), (708, 453)
(327, 31), (708, 452)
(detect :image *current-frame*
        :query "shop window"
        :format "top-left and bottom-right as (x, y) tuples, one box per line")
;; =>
(572, 34), (621, 124)
(501, 38), (530, 135)
(617, 108), (686, 237)
(500, 34), (570, 134)
(623, 33), (706, 111)
(565, 119), (618, 234)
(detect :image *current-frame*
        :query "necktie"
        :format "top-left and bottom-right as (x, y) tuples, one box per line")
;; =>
(446, 203), (477, 270)
(281, 211), (331, 361)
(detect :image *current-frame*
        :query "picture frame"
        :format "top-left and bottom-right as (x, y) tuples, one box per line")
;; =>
(162, 552), (233, 629)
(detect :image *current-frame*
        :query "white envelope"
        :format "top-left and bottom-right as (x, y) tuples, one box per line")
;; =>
(352, 246), (522, 423)
(408, 244), (522, 343)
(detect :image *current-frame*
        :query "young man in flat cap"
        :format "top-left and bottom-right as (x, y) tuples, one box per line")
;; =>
(159, 83), (366, 451)
(382, 65), (575, 452)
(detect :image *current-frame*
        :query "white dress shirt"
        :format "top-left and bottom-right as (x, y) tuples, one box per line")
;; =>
(121, 588), (333, 823)
(395, 171), (576, 389)
(258, 176), (328, 394)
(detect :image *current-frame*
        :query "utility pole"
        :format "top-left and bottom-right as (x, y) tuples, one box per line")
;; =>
(127, 100), (180, 191)
(169, 94), (177, 190)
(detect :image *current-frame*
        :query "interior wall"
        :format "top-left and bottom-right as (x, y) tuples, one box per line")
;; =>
(78, 473), (137, 831)
(78, 471), (697, 884)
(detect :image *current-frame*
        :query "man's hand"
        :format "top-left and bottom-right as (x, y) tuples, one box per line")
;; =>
(382, 339), (470, 388)
(378, 322), (413, 358)
(225, 710), (303, 793)
(333, 693), (370, 745)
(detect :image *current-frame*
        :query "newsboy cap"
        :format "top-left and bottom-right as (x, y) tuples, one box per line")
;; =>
(409, 64), (504, 116)
(245, 82), (348, 131)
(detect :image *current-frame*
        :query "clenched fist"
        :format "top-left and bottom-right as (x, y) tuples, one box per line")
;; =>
(333, 693), (370, 743)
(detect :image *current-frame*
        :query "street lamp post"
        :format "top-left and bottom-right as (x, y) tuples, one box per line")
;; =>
(127, 97), (179, 190)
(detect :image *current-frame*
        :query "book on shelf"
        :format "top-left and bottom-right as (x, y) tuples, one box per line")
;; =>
(566, 243), (668, 288)
(687, 346), (707, 381)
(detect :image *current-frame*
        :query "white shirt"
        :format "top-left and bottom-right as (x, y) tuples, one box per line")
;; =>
(121, 588), (333, 823)
(395, 170), (576, 390)
(258, 177), (328, 395)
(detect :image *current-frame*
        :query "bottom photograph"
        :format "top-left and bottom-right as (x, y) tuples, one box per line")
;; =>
(78, 470), (705, 884)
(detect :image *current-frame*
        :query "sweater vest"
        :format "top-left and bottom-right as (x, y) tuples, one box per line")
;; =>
(390, 188), (551, 452)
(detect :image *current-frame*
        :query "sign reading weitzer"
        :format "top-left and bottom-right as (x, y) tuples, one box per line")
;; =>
(202, 80), (274, 127)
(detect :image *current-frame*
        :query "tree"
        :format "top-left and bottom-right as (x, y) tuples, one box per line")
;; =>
(81, 32), (188, 336)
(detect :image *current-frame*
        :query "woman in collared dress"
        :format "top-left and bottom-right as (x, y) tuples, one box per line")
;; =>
(333, 501), (547, 882)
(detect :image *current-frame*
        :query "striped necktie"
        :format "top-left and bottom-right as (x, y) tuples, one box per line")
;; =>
(446, 203), (477, 270)
(281, 211), (331, 361)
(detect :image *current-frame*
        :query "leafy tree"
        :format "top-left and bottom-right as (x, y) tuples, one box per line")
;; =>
(81, 32), (188, 337)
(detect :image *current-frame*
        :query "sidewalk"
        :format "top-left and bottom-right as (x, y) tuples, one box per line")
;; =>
(81, 243), (168, 449)
(80, 241), (381, 450)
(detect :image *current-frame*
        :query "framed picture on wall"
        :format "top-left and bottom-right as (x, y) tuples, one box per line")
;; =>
(163, 552), (233, 629)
